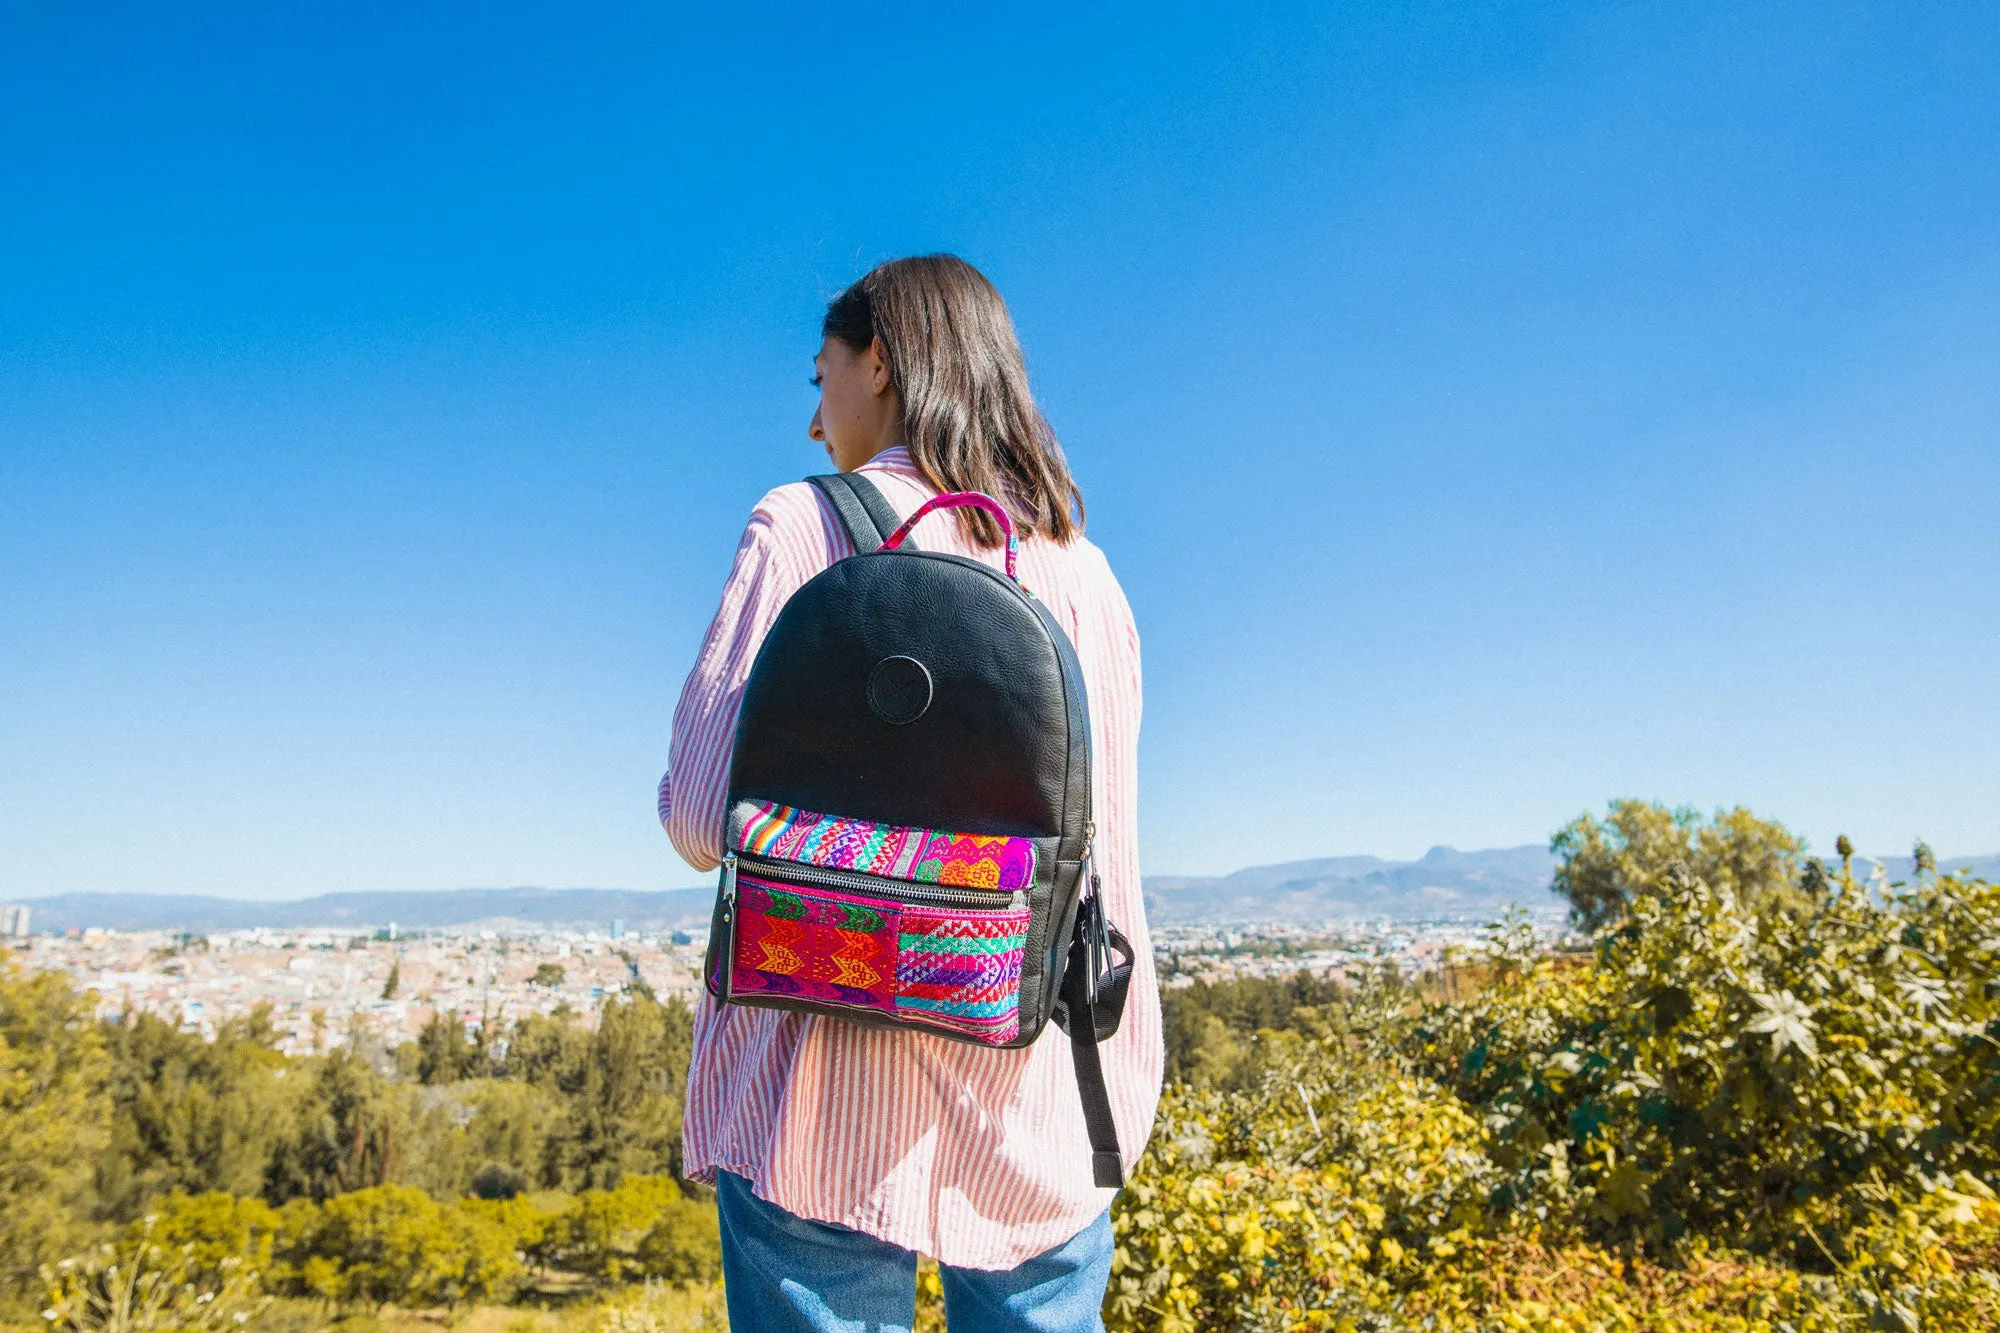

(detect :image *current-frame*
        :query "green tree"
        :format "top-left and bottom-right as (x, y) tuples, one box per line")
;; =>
(1551, 800), (1806, 929)
(95, 1008), (296, 1219)
(552, 995), (692, 1190)
(494, 1008), (590, 1087)
(1161, 971), (1349, 1088)
(415, 1010), (488, 1085)
(380, 963), (399, 1001)
(459, 1080), (561, 1194)
(0, 955), (112, 1308)
(532, 963), (566, 988)
(467, 1161), (527, 1200)
(263, 1049), (399, 1204)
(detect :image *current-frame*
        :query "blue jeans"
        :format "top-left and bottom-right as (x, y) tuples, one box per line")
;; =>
(714, 1171), (1112, 1333)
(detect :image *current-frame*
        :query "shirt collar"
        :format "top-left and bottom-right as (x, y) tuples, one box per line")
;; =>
(856, 445), (920, 478)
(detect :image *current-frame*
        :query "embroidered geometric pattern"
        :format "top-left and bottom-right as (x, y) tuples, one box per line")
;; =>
(737, 801), (1036, 890)
(728, 877), (1026, 1043)
(894, 905), (1030, 1045)
(731, 878), (900, 1016)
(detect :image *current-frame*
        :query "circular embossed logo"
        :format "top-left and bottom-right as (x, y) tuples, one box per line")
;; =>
(866, 655), (933, 725)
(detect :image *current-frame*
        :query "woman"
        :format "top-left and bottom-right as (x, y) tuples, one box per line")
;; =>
(660, 255), (1161, 1332)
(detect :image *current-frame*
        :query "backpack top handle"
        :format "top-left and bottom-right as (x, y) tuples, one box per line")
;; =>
(878, 491), (1020, 585)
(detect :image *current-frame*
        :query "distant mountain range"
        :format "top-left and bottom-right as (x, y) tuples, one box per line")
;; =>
(1143, 845), (1561, 923)
(18, 850), (1997, 933)
(1140, 849), (2000, 925)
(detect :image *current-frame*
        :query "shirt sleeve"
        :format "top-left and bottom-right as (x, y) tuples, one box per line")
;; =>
(661, 497), (811, 871)
(1111, 564), (1143, 731)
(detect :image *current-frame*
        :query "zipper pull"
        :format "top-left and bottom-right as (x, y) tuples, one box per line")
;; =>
(721, 852), (739, 907)
(1082, 821), (1101, 903)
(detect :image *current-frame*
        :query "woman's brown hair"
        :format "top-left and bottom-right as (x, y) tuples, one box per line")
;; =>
(823, 255), (1084, 548)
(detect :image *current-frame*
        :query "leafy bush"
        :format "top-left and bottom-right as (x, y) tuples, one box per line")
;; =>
(1110, 1058), (1498, 1329)
(548, 1176), (720, 1285)
(127, 1193), (280, 1288)
(1109, 853), (2000, 1330)
(1413, 868), (2000, 1260)
(275, 1183), (523, 1309)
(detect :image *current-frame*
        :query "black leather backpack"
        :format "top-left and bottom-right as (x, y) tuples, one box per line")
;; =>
(703, 472), (1134, 1188)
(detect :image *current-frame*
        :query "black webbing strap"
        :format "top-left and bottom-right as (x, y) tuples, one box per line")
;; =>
(805, 473), (913, 554)
(1057, 890), (1135, 1189)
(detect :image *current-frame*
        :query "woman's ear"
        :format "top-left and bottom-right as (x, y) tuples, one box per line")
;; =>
(868, 337), (895, 397)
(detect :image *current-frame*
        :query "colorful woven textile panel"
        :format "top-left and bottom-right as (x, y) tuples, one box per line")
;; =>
(893, 905), (1030, 1045)
(731, 877), (900, 1016)
(737, 801), (1036, 891)
(727, 875), (1028, 1042)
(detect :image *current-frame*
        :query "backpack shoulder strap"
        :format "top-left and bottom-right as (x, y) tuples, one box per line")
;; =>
(805, 472), (915, 554)
(1054, 890), (1133, 1189)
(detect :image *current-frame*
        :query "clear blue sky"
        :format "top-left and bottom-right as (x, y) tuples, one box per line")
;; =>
(3, 2), (1996, 899)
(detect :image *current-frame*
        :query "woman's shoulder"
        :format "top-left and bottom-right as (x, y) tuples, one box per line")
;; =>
(734, 479), (842, 567)
(1058, 530), (1123, 593)
(1030, 529), (1134, 626)
(1064, 530), (1114, 573)
(748, 478), (833, 527)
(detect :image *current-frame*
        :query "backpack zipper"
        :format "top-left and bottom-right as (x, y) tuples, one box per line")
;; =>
(714, 854), (738, 1005)
(734, 852), (1025, 910)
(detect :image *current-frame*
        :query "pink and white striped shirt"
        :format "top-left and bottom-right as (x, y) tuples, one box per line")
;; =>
(659, 446), (1162, 1270)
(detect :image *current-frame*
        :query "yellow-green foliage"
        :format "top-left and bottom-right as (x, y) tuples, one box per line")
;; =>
(131, 1192), (281, 1286)
(0, 973), (712, 1320)
(93, 987), (695, 1221)
(0, 957), (110, 1303)
(1110, 860), (2000, 1330)
(54, 1176), (719, 1317)
(584, 1280), (729, 1332)
(546, 1177), (721, 1285)
(40, 1220), (268, 1333)
(1110, 1062), (1499, 1329)
(97, 1008), (297, 1219)
(276, 1183), (523, 1308)
(1551, 801), (1807, 930)
(15, 809), (1998, 1330)
(1414, 870), (2000, 1257)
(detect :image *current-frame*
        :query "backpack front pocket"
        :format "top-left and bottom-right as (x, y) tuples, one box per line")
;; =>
(725, 874), (1031, 1044)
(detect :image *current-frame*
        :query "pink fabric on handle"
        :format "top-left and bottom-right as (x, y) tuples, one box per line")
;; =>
(877, 491), (1019, 583)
